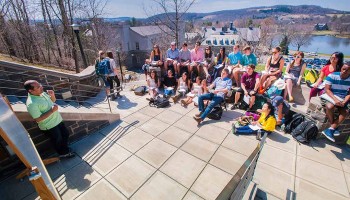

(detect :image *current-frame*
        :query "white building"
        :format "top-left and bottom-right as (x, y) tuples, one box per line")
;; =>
(116, 23), (185, 67)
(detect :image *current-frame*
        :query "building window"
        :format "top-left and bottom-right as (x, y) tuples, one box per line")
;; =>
(136, 42), (140, 50)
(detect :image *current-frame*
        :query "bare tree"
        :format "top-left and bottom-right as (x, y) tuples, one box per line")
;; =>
(144, 0), (196, 47)
(290, 25), (313, 51)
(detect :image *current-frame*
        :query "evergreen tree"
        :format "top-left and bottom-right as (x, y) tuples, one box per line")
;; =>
(279, 36), (289, 55)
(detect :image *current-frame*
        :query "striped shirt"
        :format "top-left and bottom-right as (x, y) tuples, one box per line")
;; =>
(324, 72), (350, 99)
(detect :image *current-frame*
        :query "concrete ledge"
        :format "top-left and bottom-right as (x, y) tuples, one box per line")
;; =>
(15, 111), (120, 124)
(0, 60), (96, 80)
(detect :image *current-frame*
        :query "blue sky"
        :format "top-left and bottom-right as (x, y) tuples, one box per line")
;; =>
(104, 0), (350, 18)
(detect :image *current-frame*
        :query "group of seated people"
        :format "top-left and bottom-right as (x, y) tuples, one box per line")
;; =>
(142, 43), (350, 142)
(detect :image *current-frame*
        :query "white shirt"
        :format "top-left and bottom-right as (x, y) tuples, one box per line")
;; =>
(108, 58), (117, 76)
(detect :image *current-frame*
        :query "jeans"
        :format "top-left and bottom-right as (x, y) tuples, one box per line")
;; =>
(42, 122), (70, 155)
(198, 93), (223, 119)
(236, 126), (257, 135)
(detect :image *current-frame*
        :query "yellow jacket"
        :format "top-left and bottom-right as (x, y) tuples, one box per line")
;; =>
(258, 113), (276, 132)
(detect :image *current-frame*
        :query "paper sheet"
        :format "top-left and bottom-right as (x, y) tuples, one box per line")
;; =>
(311, 82), (325, 89)
(243, 95), (250, 104)
(249, 125), (261, 131)
(320, 93), (344, 105)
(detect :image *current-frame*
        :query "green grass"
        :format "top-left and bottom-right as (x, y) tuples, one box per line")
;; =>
(255, 64), (287, 73)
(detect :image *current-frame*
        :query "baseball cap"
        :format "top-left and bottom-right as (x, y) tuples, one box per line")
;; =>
(272, 96), (284, 107)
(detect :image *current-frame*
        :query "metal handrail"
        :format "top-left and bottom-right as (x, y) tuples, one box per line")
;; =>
(0, 62), (116, 113)
(6, 94), (111, 111)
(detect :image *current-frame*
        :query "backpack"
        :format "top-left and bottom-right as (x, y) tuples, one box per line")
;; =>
(134, 86), (146, 96)
(284, 113), (305, 134)
(97, 58), (113, 75)
(291, 121), (318, 143)
(304, 69), (319, 84)
(207, 106), (223, 120)
(150, 96), (170, 108)
(266, 85), (283, 99)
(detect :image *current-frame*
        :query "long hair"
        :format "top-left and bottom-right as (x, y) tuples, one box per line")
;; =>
(153, 45), (161, 55)
(326, 52), (344, 72)
(290, 51), (304, 67)
(205, 46), (212, 58)
(264, 102), (275, 121)
(217, 47), (226, 61)
(150, 70), (158, 83)
(181, 71), (189, 83)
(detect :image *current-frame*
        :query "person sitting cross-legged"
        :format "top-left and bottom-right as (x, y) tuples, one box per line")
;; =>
(193, 68), (232, 125)
(163, 70), (177, 98)
(233, 102), (276, 140)
(321, 63), (350, 142)
(231, 64), (260, 110)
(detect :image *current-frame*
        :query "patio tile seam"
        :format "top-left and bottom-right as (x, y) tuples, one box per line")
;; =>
(340, 160), (350, 196)
(294, 175), (350, 199)
(296, 154), (344, 172)
(70, 172), (104, 200)
(183, 129), (233, 199)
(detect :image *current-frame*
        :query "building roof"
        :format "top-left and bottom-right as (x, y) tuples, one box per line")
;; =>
(201, 34), (240, 46)
(130, 25), (171, 37)
(236, 27), (261, 42)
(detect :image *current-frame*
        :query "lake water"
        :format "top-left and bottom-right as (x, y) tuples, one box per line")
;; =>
(289, 35), (350, 55)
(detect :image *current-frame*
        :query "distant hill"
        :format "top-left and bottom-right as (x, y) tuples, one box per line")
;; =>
(137, 5), (350, 22)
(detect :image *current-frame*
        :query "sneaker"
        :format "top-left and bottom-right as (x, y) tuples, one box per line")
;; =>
(59, 152), (75, 159)
(306, 81), (313, 88)
(321, 128), (335, 142)
(230, 103), (238, 110)
(256, 130), (262, 141)
(232, 124), (236, 135)
(333, 129), (341, 137)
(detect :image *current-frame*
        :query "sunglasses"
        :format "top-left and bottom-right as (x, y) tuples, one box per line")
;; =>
(294, 55), (301, 58)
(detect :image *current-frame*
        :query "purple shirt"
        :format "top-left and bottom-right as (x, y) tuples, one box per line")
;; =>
(241, 72), (259, 90)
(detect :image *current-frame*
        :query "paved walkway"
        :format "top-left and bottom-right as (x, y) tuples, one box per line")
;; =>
(1, 77), (350, 200)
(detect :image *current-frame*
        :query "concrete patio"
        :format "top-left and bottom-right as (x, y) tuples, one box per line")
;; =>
(1, 78), (350, 200)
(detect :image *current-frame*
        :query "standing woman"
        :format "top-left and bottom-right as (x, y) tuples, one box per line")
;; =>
(259, 47), (284, 93)
(283, 51), (306, 102)
(147, 70), (161, 101)
(106, 51), (122, 99)
(308, 52), (344, 101)
(202, 46), (215, 79)
(143, 44), (163, 80)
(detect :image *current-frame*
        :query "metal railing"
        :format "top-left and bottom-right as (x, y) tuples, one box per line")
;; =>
(0, 63), (117, 113)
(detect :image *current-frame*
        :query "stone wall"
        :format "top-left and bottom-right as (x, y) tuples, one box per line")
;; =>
(307, 98), (350, 144)
(20, 119), (110, 156)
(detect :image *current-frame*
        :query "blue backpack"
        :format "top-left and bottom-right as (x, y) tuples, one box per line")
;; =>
(97, 58), (113, 75)
(266, 85), (282, 99)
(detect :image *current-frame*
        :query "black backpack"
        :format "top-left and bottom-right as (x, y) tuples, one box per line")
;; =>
(291, 121), (318, 143)
(284, 113), (305, 134)
(150, 96), (170, 108)
(207, 106), (223, 120)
